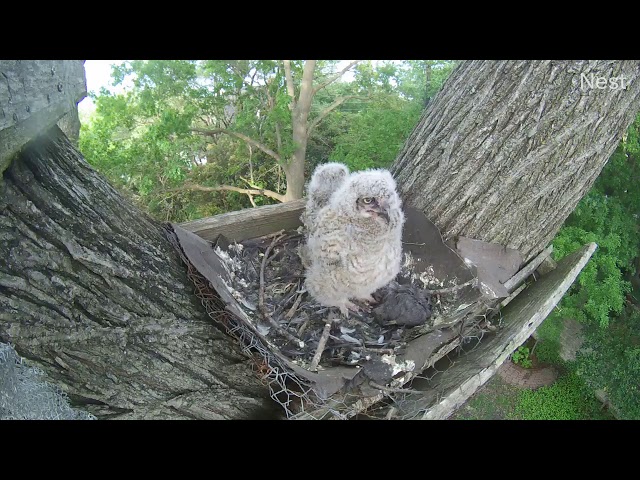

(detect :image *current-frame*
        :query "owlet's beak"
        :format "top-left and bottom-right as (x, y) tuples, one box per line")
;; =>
(376, 199), (390, 223)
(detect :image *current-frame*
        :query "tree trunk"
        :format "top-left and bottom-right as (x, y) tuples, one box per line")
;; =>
(282, 151), (306, 202)
(392, 60), (640, 262)
(56, 103), (81, 147)
(0, 126), (281, 419)
(282, 60), (316, 202)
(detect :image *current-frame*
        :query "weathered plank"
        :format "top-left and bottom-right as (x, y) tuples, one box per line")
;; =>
(0, 60), (86, 174)
(179, 199), (306, 242)
(503, 245), (553, 292)
(389, 242), (597, 420)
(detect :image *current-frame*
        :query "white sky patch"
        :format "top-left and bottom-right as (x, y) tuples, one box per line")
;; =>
(79, 60), (129, 117)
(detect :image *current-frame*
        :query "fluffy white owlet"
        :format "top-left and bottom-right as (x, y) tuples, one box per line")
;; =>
(304, 168), (405, 316)
(302, 162), (350, 234)
(299, 162), (350, 268)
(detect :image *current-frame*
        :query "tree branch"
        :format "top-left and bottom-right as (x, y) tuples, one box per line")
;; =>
(283, 60), (296, 107)
(308, 95), (369, 134)
(313, 61), (360, 94)
(275, 122), (283, 155)
(265, 87), (284, 157)
(298, 61), (317, 120)
(174, 183), (286, 203)
(192, 128), (282, 162)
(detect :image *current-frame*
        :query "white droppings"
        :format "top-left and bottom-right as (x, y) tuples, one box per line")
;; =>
(228, 242), (244, 253)
(256, 323), (271, 336)
(402, 252), (415, 269)
(381, 354), (416, 376)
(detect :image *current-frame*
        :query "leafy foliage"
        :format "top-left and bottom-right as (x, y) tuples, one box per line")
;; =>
(548, 115), (640, 329)
(329, 61), (456, 171)
(574, 306), (640, 419)
(330, 94), (423, 170)
(512, 371), (609, 420)
(80, 60), (455, 222)
(537, 112), (640, 419)
(511, 346), (533, 369)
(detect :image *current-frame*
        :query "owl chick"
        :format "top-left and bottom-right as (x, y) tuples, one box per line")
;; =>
(304, 169), (405, 317)
(302, 162), (350, 233)
(299, 162), (349, 268)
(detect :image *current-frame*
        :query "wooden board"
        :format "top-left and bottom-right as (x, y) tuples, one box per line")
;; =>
(389, 242), (597, 419)
(179, 199), (306, 242)
(1, 60), (86, 174)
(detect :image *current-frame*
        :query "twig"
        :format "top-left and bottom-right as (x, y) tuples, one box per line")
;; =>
(274, 287), (300, 318)
(285, 290), (304, 320)
(329, 341), (396, 355)
(297, 317), (312, 337)
(309, 318), (336, 372)
(259, 232), (305, 348)
(261, 229), (286, 241)
(385, 407), (398, 420)
(350, 345), (396, 355)
(424, 278), (477, 295)
(369, 381), (418, 395)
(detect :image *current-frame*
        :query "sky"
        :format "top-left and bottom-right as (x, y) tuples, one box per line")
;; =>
(80, 60), (364, 113)
(79, 60), (126, 116)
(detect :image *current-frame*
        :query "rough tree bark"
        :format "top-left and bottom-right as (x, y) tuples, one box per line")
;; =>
(392, 60), (640, 262)
(0, 126), (281, 419)
(1, 60), (86, 174)
(56, 104), (81, 147)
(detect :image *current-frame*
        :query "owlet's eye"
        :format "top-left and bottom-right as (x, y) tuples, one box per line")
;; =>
(362, 197), (374, 204)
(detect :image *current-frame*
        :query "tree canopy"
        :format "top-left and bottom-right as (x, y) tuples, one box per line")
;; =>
(80, 60), (456, 221)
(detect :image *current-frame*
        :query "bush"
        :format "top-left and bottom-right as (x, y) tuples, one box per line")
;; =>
(512, 371), (609, 420)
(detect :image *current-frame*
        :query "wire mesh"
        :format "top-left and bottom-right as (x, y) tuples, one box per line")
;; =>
(165, 224), (503, 420)
(0, 342), (96, 420)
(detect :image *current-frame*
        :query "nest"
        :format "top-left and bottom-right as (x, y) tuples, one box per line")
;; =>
(214, 228), (481, 376)
(169, 206), (524, 418)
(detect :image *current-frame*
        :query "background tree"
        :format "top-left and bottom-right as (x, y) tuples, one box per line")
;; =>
(80, 60), (457, 221)
(81, 60), (362, 214)
(330, 60), (456, 169)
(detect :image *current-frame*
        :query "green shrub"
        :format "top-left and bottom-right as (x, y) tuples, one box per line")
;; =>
(512, 371), (609, 420)
(512, 346), (533, 369)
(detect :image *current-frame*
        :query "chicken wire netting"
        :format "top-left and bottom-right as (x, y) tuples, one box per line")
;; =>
(166, 223), (506, 420)
(357, 307), (504, 420)
(0, 342), (95, 420)
(167, 226), (341, 419)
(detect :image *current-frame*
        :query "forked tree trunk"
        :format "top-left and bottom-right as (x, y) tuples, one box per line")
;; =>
(0, 126), (280, 419)
(392, 60), (640, 262)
